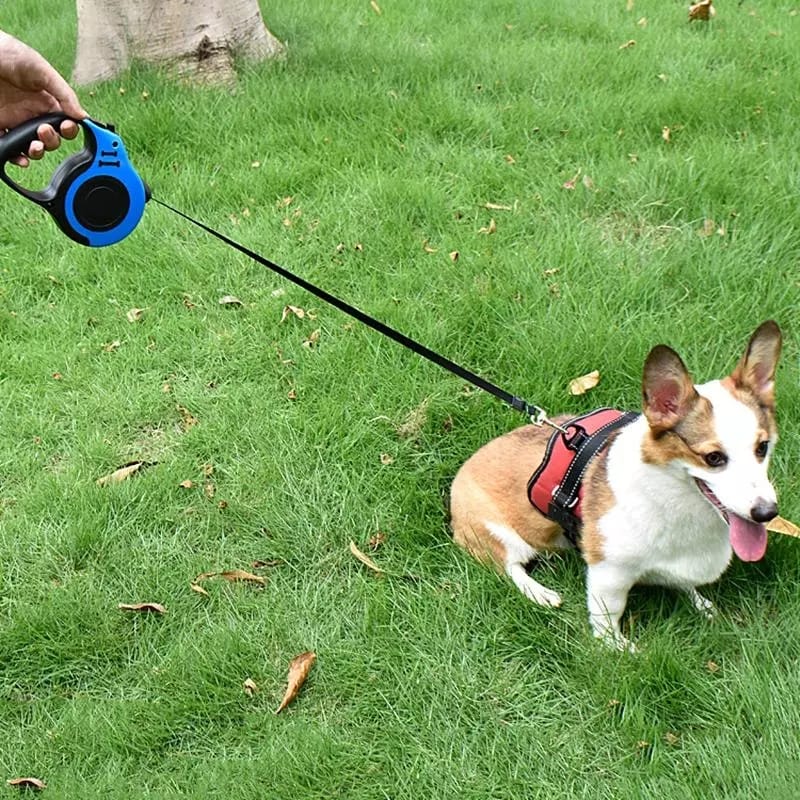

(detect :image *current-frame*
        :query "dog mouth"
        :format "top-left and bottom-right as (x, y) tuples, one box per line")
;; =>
(695, 479), (767, 562)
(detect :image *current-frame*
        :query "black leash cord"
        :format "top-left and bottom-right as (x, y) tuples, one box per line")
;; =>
(152, 197), (553, 426)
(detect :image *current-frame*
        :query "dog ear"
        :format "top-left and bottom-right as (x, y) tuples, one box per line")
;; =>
(730, 320), (782, 407)
(642, 345), (698, 433)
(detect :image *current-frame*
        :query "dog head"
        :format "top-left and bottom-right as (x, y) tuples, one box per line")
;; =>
(641, 320), (782, 561)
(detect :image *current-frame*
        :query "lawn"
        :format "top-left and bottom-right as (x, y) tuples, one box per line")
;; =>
(1, 0), (799, 797)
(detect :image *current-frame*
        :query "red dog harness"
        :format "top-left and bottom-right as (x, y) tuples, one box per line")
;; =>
(527, 408), (640, 545)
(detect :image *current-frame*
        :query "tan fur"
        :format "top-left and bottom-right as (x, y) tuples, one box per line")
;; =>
(450, 422), (565, 566)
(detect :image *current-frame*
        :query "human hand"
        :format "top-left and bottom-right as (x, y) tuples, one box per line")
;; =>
(0, 30), (88, 167)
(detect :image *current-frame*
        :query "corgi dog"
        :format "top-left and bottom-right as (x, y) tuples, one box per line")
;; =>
(450, 321), (782, 650)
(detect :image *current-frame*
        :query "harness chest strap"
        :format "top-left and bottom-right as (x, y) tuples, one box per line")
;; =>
(527, 408), (641, 545)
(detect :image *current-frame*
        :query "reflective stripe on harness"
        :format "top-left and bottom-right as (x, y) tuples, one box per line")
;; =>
(527, 408), (640, 546)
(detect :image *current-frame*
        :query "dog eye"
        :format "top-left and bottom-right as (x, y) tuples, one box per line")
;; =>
(755, 441), (769, 459)
(704, 451), (728, 468)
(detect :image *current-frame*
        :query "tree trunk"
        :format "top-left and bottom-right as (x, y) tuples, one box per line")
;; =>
(73, 0), (285, 86)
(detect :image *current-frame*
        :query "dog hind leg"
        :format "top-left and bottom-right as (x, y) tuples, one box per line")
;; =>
(484, 521), (563, 608)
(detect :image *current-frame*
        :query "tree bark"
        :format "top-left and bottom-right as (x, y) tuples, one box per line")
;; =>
(73, 0), (284, 86)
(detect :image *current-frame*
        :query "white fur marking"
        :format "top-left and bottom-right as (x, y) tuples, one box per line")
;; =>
(485, 521), (562, 608)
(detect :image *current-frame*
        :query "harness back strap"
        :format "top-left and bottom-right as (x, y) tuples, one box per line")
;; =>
(527, 408), (640, 545)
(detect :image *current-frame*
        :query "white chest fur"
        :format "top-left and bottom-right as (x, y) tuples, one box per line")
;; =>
(598, 418), (733, 589)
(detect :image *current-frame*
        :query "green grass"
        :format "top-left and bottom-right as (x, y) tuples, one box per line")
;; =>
(1, 0), (799, 796)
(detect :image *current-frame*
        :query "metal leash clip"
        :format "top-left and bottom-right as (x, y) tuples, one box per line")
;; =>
(530, 405), (568, 434)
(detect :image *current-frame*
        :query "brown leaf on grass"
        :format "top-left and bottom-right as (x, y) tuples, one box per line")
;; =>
(568, 370), (601, 396)
(252, 559), (283, 569)
(276, 651), (317, 713)
(281, 304), (306, 322)
(483, 202), (513, 211)
(449, 251), (460, 262)
(126, 307), (145, 323)
(478, 218), (497, 235)
(96, 461), (152, 486)
(179, 479), (195, 489)
(102, 340), (122, 353)
(118, 602), (167, 614)
(767, 516), (800, 539)
(349, 540), (386, 575)
(369, 531), (387, 550)
(422, 239), (438, 254)
(706, 660), (720, 673)
(302, 329), (321, 349)
(194, 569), (267, 586)
(662, 126), (671, 143)
(190, 582), (210, 597)
(689, 0), (715, 21)
(203, 482), (216, 499)
(380, 453), (394, 465)
(219, 295), (243, 307)
(395, 398), (429, 440)
(177, 405), (199, 431)
(697, 218), (716, 238)
(243, 677), (259, 697)
(562, 170), (581, 190)
(618, 39), (636, 50)
(7, 777), (47, 790)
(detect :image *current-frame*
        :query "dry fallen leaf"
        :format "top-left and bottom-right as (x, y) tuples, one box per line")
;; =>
(568, 370), (601, 396)
(281, 304), (306, 322)
(449, 251), (460, 262)
(395, 398), (429, 440)
(484, 202), (513, 211)
(194, 569), (267, 586)
(243, 677), (259, 697)
(697, 218), (716, 238)
(126, 307), (145, 323)
(276, 651), (317, 714)
(369, 531), (387, 550)
(349, 540), (386, 575)
(767, 516), (800, 539)
(302, 329), (321, 348)
(478, 218), (497, 235)
(662, 126), (671, 143)
(380, 453), (395, 465)
(96, 461), (152, 486)
(689, 0), (715, 21)
(619, 39), (636, 50)
(706, 660), (720, 673)
(203, 482), (216, 499)
(219, 295), (243, 307)
(118, 602), (167, 614)
(190, 582), (210, 597)
(562, 171), (580, 190)
(102, 340), (122, 353)
(7, 777), (47, 790)
(422, 239), (438, 254)
(177, 405), (199, 431)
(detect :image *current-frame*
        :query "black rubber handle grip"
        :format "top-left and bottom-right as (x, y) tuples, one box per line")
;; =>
(0, 112), (75, 167)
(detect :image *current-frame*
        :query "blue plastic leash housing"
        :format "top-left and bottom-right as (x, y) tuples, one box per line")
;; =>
(0, 114), (149, 247)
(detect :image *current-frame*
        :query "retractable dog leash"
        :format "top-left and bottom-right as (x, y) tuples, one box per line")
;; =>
(0, 114), (563, 429)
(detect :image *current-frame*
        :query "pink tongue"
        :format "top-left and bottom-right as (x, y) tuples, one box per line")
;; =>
(729, 514), (768, 562)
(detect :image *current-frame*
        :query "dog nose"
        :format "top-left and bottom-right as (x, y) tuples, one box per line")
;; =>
(751, 499), (778, 523)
